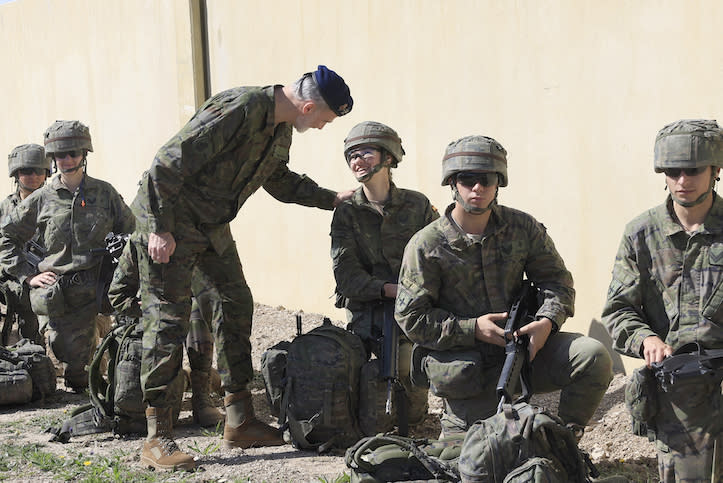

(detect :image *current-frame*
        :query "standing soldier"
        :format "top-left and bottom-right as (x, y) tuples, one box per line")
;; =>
(331, 121), (437, 434)
(603, 119), (723, 482)
(130, 65), (353, 471)
(0, 121), (135, 392)
(0, 144), (50, 345)
(396, 135), (613, 438)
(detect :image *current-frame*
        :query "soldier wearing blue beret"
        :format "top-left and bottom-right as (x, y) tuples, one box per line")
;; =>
(125, 65), (354, 471)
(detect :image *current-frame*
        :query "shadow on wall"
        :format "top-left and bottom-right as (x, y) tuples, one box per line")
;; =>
(588, 318), (626, 375)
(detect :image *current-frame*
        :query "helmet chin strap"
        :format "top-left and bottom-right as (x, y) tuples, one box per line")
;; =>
(452, 185), (497, 215)
(671, 172), (717, 208)
(54, 157), (87, 175)
(355, 162), (386, 183)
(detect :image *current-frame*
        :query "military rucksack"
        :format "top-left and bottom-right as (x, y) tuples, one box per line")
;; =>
(345, 433), (463, 482)
(0, 339), (56, 406)
(49, 318), (183, 442)
(260, 340), (291, 417)
(458, 402), (598, 483)
(279, 317), (367, 452)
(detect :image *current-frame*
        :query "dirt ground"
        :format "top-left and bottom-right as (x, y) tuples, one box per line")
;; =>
(0, 303), (659, 482)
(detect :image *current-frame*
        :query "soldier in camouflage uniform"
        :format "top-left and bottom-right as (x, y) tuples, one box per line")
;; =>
(0, 121), (135, 392)
(108, 240), (224, 427)
(602, 119), (723, 482)
(0, 144), (50, 345)
(396, 135), (613, 437)
(331, 121), (438, 432)
(129, 65), (353, 471)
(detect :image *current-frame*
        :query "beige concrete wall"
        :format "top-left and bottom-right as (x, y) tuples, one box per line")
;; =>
(0, 0), (195, 200)
(2, 0), (723, 372)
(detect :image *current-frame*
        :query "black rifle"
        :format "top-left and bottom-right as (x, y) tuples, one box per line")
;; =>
(24, 238), (46, 272)
(495, 279), (541, 414)
(381, 299), (408, 436)
(91, 232), (130, 314)
(651, 342), (723, 392)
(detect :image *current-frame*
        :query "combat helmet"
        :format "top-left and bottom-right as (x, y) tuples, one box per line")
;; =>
(344, 121), (405, 167)
(654, 119), (723, 173)
(43, 120), (93, 156)
(8, 144), (50, 177)
(441, 135), (508, 186)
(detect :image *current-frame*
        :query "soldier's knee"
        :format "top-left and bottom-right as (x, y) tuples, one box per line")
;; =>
(574, 336), (613, 384)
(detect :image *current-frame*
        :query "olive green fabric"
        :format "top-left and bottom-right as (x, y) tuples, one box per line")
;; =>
(441, 135), (508, 186)
(653, 119), (723, 172)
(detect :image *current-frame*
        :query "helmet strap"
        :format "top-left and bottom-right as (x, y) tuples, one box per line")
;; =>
(354, 149), (390, 183)
(452, 185), (497, 215)
(671, 171), (717, 208)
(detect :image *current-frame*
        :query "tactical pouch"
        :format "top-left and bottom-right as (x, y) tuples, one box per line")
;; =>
(423, 349), (484, 399)
(29, 282), (65, 317)
(625, 366), (658, 439)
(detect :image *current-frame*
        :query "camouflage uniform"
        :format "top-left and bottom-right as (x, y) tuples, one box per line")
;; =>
(602, 195), (723, 482)
(397, 203), (613, 434)
(331, 183), (439, 424)
(130, 85), (339, 408)
(0, 174), (134, 389)
(0, 192), (41, 344)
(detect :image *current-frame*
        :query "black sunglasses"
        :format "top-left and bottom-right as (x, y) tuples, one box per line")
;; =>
(456, 172), (499, 188)
(52, 150), (82, 159)
(17, 168), (46, 176)
(663, 167), (707, 178)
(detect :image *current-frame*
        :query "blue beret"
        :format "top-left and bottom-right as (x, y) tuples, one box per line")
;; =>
(313, 65), (353, 116)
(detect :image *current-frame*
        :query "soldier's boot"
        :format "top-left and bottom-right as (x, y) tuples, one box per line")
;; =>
(222, 390), (285, 449)
(141, 407), (196, 471)
(190, 370), (225, 427)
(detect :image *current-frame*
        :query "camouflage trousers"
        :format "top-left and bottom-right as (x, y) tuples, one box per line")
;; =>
(134, 230), (253, 408)
(653, 374), (723, 482)
(438, 332), (613, 435)
(37, 273), (105, 389)
(1, 278), (41, 345)
(347, 304), (429, 425)
(186, 286), (218, 372)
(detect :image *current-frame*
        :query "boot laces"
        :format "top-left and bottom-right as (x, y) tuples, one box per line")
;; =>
(158, 436), (181, 455)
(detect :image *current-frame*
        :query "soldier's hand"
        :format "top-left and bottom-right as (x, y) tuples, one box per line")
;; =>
(333, 189), (355, 207)
(642, 335), (673, 367)
(28, 271), (57, 288)
(475, 312), (507, 346)
(516, 317), (553, 361)
(148, 232), (176, 263)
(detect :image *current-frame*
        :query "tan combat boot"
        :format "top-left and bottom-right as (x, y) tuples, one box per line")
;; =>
(222, 390), (285, 449)
(141, 407), (196, 471)
(190, 370), (225, 427)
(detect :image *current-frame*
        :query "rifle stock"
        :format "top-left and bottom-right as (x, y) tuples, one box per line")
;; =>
(495, 280), (540, 413)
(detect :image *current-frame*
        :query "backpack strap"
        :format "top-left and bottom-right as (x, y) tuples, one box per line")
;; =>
(347, 434), (460, 481)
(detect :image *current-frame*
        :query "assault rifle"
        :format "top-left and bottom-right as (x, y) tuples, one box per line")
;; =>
(92, 232), (130, 314)
(24, 238), (46, 272)
(381, 299), (409, 436)
(651, 342), (723, 392)
(495, 279), (541, 414)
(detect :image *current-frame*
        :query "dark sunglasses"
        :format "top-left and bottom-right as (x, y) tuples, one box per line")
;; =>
(52, 150), (82, 159)
(456, 172), (499, 188)
(17, 168), (47, 176)
(663, 167), (707, 178)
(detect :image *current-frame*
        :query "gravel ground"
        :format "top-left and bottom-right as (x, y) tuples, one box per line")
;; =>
(0, 303), (658, 482)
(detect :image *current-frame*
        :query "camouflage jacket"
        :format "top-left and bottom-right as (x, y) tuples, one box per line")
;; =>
(131, 85), (337, 254)
(0, 192), (21, 222)
(331, 183), (438, 309)
(0, 174), (135, 283)
(602, 194), (723, 357)
(396, 203), (575, 351)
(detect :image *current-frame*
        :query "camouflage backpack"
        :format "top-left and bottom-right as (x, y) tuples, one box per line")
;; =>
(458, 402), (598, 483)
(260, 339), (291, 417)
(49, 318), (183, 442)
(345, 433), (463, 482)
(0, 339), (56, 406)
(279, 317), (367, 452)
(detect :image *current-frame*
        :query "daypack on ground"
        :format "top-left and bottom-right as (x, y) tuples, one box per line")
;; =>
(278, 317), (367, 452)
(0, 338), (56, 405)
(345, 433), (463, 482)
(458, 402), (598, 483)
(49, 318), (183, 442)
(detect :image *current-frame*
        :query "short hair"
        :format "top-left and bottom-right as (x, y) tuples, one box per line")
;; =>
(291, 72), (330, 109)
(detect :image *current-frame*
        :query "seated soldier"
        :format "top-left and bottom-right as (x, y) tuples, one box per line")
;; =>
(395, 134), (613, 438)
(331, 121), (438, 432)
(0, 121), (136, 392)
(0, 144), (50, 346)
